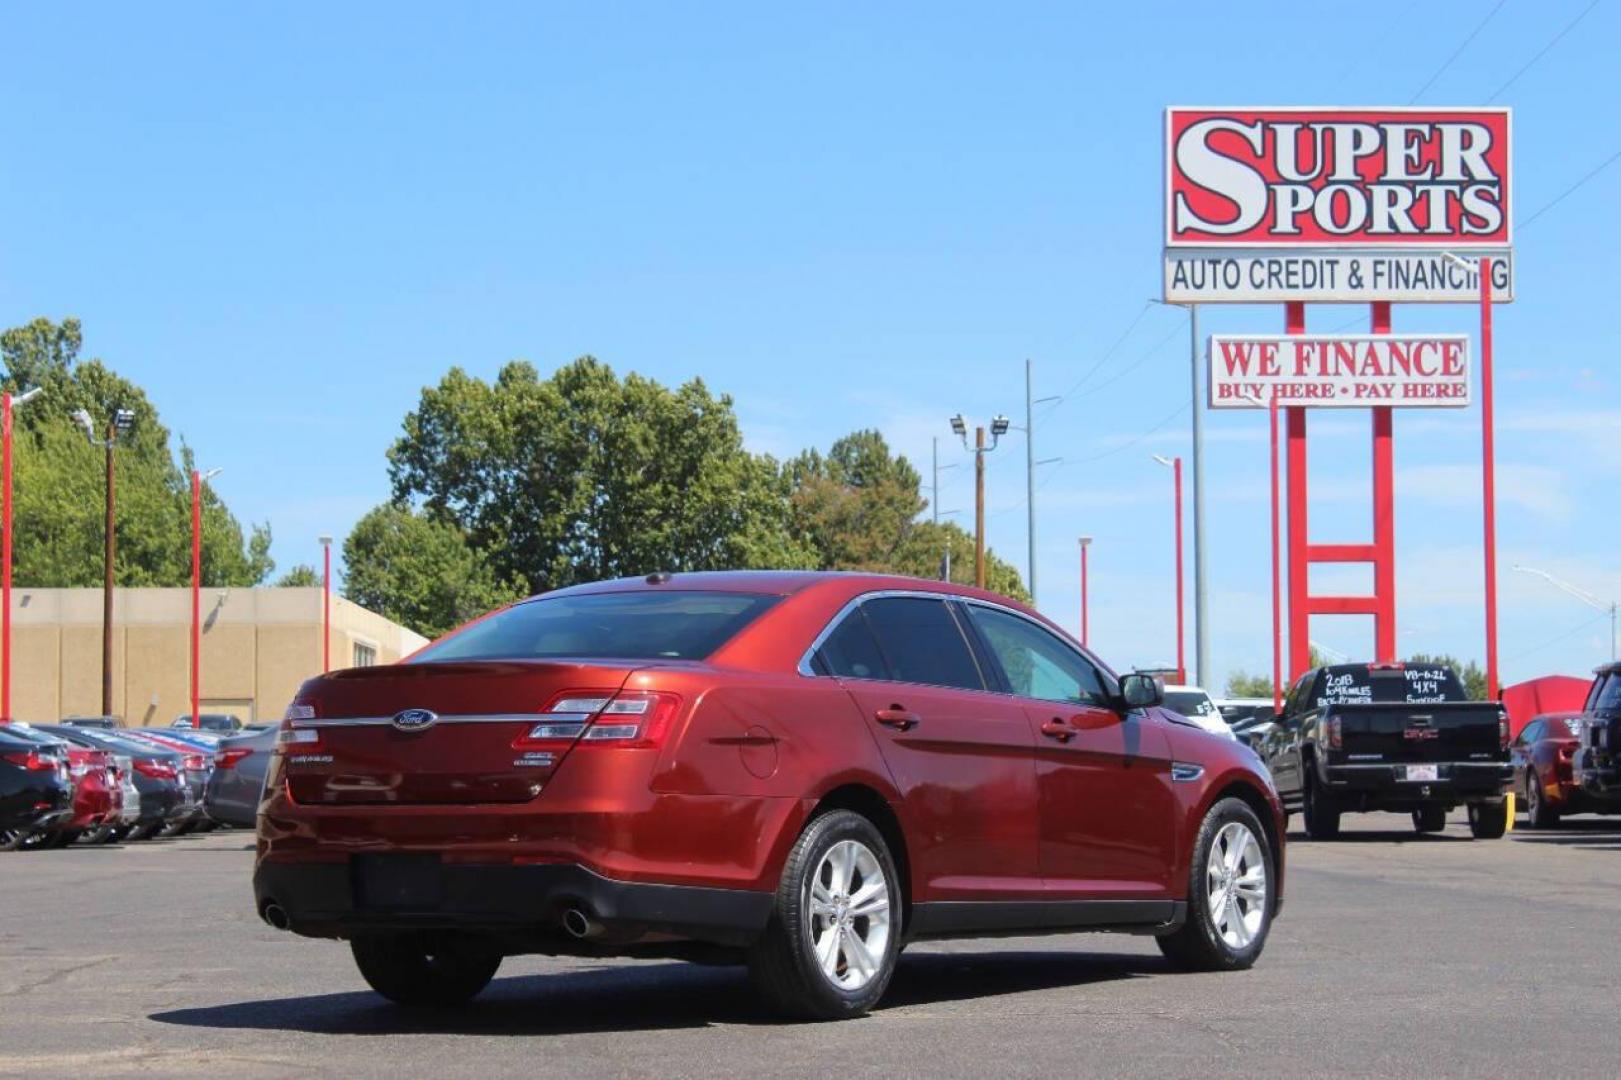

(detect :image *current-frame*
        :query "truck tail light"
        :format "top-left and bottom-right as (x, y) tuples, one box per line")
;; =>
(1325, 716), (1342, 750)
(516, 690), (682, 750)
(1499, 711), (1510, 750)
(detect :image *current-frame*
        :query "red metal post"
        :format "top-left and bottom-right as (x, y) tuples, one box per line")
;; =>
(1480, 257), (1499, 699)
(1269, 391), (1282, 714)
(1172, 456), (1186, 685)
(2, 393), (11, 722)
(1285, 302), (1309, 679)
(1371, 301), (1397, 663)
(190, 470), (202, 729)
(322, 542), (332, 674)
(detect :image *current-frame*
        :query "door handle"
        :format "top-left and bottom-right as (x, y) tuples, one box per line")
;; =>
(1040, 718), (1076, 743)
(875, 707), (921, 731)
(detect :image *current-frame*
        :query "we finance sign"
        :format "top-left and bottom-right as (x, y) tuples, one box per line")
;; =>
(1208, 335), (1471, 409)
(1163, 107), (1512, 303)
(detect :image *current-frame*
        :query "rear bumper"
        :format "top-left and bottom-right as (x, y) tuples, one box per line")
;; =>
(1321, 761), (1512, 808)
(1573, 750), (1621, 800)
(252, 858), (774, 948)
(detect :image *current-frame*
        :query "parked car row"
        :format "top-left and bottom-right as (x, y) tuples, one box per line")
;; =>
(0, 717), (274, 851)
(1510, 661), (1621, 829)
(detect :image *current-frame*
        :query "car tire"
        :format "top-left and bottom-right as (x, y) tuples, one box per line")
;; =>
(1524, 769), (1559, 829)
(1467, 800), (1508, 839)
(1302, 771), (1341, 840)
(124, 822), (160, 842)
(350, 934), (502, 1008)
(81, 824), (119, 845)
(1158, 797), (1275, 972)
(0, 828), (30, 852)
(747, 809), (902, 1021)
(1411, 805), (1447, 833)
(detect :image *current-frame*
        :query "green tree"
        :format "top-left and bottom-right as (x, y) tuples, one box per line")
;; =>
(3, 317), (274, 587)
(276, 564), (322, 587)
(343, 504), (524, 637)
(787, 430), (1027, 601)
(1225, 647), (1336, 699)
(387, 357), (812, 594)
(1405, 652), (1488, 700)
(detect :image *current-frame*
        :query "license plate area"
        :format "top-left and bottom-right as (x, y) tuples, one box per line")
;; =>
(1403, 764), (1440, 782)
(353, 854), (445, 910)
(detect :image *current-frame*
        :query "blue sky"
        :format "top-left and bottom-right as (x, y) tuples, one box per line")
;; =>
(3, 1), (1618, 688)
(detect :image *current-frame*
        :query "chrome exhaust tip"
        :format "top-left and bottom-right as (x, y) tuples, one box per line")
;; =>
(562, 908), (602, 940)
(261, 901), (290, 930)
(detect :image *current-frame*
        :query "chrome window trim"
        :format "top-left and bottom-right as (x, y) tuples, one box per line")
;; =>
(290, 714), (539, 729)
(797, 589), (1120, 702)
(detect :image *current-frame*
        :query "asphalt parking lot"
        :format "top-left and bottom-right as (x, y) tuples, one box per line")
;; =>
(4, 814), (1621, 1079)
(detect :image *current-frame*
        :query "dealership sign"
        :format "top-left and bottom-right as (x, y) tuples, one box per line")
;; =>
(1164, 107), (1512, 302)
(1208, 334), (1470, 408)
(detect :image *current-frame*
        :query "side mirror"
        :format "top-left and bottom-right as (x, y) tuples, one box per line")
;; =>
(1119, 672), (1165, 710)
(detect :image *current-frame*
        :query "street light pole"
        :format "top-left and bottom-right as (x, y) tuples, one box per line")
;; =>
(1153, 454), (1186, 685)
(949, 413), (1009, 592)
(319, 535), (333, 673)
(1078, 536), (1092, 647)
(190, 468), (222, 729)
(71, 408), (134, 719)
(2, 386), (43, 722)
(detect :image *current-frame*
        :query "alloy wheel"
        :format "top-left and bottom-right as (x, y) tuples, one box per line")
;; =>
(804, 839), (892, 991)
(1205, 821), (1268, 949)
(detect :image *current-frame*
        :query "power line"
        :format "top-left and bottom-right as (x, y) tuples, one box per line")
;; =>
(1409, 0), (1510, 104)
(1486, 0), (1601, 102)
(1505, 609), (1610, 665)
(1074, 315), (1189, 398)
(990, 400), (1190, 519)
(1517, 143), (1621, 231)
(1047, 301), (1154, 407)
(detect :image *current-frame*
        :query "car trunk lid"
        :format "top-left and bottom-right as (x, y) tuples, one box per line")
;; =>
(284, 660), (641, 805)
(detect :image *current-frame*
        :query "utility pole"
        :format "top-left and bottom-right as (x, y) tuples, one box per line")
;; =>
(73, 407), (135, 719)
(1025, 361), (1036, 603)
(190, 468), (222, 729)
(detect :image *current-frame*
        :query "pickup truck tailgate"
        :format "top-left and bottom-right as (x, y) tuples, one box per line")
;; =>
(1338, 702), (1505, 763)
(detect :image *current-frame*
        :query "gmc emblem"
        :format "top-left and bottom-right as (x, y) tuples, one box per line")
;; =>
(1404, 727), (1440, 740)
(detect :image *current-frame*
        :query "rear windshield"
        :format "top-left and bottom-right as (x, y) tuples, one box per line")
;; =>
(1164, 691), (1217, 719)
(1316, 665), (1467, 706)
(411, 591), (780, 663)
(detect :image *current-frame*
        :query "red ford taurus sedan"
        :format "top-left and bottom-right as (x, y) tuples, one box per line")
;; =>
(254, 571), (1284, 1019)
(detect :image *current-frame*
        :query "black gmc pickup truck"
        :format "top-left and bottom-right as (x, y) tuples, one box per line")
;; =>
(1261, 662), (1513, 840)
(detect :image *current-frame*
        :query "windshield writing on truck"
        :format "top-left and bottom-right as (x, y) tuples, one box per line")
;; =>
(1316, 666), (1465, 707)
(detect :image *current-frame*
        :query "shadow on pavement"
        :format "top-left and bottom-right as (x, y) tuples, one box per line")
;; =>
(149, 949), (1155, 1034)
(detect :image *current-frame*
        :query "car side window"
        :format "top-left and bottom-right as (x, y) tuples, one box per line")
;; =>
(1584, 676), (1605, 713)
(1596, 676), (1621, 715)
(814, 608), (891, 681)
(858, 596), (985, 692)
(961, 604), (1109, 706)
(1519, 720), (1542, 744)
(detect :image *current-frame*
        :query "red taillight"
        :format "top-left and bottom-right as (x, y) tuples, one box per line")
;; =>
(515, 689), (682, 750)
(1325, 716), (1342, 750)
(215, 748), (253, 770)
(1558, 744), (1575, 762)
(133, 759), (177, 780)
(2, 750), (58, 772)
(183, 753), (206, 772)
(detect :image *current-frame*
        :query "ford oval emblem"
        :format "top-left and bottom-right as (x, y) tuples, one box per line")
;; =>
(391, 708), (438, 732)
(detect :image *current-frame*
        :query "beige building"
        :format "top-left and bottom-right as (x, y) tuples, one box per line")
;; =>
(8, 588), (428, 726)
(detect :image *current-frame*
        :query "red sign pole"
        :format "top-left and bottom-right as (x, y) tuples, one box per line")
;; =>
(1285, 302), (1308, 679)
(191, 469), (202, 729)
(2, 393), (12, 722)
(1371, 302), (1397, 663)
(1480, 257), (1500, 699)
(1269, 391), (1282, 713)
(322, 541), (332, 674)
